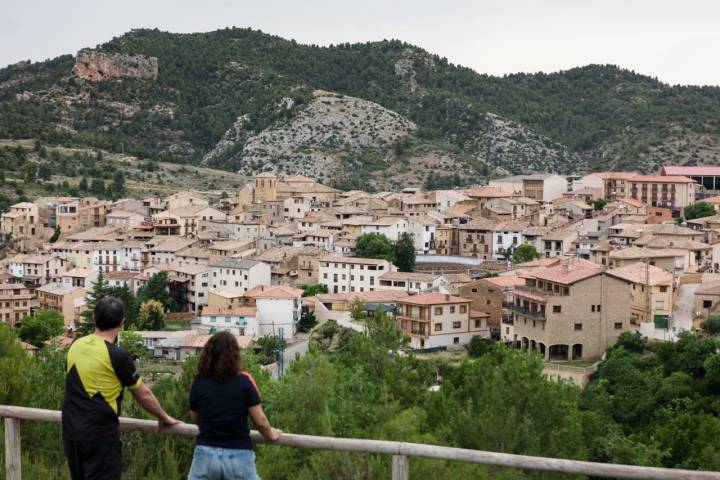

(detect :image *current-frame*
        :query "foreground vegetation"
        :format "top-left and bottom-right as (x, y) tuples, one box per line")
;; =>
(1, 315), (720, 479)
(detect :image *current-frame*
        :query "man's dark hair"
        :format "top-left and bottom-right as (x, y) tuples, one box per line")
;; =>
(94, 296), (125, 331)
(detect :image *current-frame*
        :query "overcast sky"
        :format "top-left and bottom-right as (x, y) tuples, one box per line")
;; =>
(4, 0), (719, 86)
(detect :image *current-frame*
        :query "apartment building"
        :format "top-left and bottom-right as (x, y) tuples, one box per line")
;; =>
(6, 254), (67, 287)
(148, 237), (199, 265)
(396, 293), (490, 349)
(36, 283), (86, 327)
(458, 275), (526, 335)
(606, 263), (673, 336)
(509, 258), (632, 361)
(0, 283), (33, 326)
(60, 268), (98, 289)
(209, 258), (271, 295)
(56, 198), (108, 233)
(435, 226), (459, 256)
(318, 256), (394, 294)
(627, 175), (697, 211)
(458, 218), (497, 260)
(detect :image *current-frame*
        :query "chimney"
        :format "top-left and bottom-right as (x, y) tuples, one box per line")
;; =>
(561, 257), (570, 273)
(445, 294), (450, 301)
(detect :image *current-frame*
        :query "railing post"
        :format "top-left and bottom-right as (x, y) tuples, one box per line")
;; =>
(392, 454), (409, 480)
(5, 417), (21, 480)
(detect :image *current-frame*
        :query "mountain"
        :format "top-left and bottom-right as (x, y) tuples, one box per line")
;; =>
(2, 27), (720, 190)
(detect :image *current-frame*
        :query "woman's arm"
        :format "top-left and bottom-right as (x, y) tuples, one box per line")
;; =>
(248, 404), (281, 442)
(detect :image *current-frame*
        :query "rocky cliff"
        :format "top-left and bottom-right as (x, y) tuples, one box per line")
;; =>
(72, 50), (158, 81)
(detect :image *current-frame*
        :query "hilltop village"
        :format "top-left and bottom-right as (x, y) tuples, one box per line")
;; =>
(4, 165), (720, 380)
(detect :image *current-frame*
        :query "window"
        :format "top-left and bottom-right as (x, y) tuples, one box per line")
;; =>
(553, 305), (561, 313)
(434, 307), (443, 315)
(460, 305), (467, 313)
(485, 299), (491, 305)
(704, 300), (713, 308)
(614, 322), (623, 330)
(450, 306), (456, 313)
(474, 319), (482, 328)
(210, 316), (216, 323)
(471, 288), (478, 293)
(453, 337), (460, 345)
(659, 286), (668, 292)
(597, 305), (601, 312)
(434, 323), (442, 331)
(591, 305), (595, 312)
(574, 323), (583, 330)
(453, 321), (461, 328)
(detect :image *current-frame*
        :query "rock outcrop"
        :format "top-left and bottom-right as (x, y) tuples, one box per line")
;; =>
(72, 50), (158, 81)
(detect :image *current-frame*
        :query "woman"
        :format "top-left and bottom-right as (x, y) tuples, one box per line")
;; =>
(188, 332), (280, 480)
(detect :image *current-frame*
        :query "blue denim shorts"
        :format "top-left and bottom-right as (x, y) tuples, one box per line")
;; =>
(188, 445), (260, 480)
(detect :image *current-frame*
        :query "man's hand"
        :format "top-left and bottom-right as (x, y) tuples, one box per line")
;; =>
(268, 428), (282, 442)
(157, 414), (180, 432)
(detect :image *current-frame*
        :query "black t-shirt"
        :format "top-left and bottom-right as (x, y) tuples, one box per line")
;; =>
(62, 334), (142, 441)
(189, 371), (262, 450)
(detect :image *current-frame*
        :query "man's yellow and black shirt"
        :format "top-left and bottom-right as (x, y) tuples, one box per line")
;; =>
(62, 334), (142, 441)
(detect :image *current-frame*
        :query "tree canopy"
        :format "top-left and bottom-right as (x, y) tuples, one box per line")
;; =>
(394, 232), (416, 272)
(683, 202), (715, 221)
(512, 243), (540, 264)
(18, 309), (65, 348)
(355, 232), (396, 262)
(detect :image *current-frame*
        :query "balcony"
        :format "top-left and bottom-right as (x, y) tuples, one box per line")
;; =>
(506, 303), (546, 320)
(397, 314), (430, 323)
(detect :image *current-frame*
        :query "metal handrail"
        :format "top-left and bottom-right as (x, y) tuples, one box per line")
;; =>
(2, 405), (719, 480)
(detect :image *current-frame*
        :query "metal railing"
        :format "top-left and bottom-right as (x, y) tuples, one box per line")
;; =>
(2, 405), (720, 480)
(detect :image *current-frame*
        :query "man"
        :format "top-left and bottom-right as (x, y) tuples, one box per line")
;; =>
(62, 296), (179, 480)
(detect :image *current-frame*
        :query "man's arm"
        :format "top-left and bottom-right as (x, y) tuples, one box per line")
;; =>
(131, 383), (179, 429)
(189, 410), (199, 425)
(248, 404), (281, 442)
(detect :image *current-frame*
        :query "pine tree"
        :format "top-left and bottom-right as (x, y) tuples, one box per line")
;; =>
(77, 270), (111, 337)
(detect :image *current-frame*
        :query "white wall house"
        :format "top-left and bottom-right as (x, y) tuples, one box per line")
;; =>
(245, 285), (303, 341)
(209, 259), (271, 295)
(319, 256), (395, 294)
(408, 218), (437, 255)
(359, 217), (409, 241)
(199, 306), (258, 337)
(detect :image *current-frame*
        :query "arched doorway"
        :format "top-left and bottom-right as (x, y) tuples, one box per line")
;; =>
(548, 344), (569, 361)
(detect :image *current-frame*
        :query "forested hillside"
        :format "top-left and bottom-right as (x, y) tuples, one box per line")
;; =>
(2, 313), (720, 478)
(2, 27), (720, 189)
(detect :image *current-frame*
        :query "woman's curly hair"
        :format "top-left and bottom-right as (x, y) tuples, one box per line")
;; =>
(195, 331), (242, 383)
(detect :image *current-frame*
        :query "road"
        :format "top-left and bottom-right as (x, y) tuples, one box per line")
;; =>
(672, 283), (698, 334)
(274, 332), (309, 378)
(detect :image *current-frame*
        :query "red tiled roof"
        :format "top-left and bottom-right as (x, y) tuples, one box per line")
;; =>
(661, 166), (720, 176)
(465, 187), (513, 199)
(470, 309), (490, 318)
(315, 290), (409, 304)
(244, 285), (303, 299)
(630, 175), (697, 183)
(201, 307), (257, 317)
(396, 293), (470, 305)
(606, 263), (673, 286)
(528, 258), (602, 285)
(484, 276), (526, 287)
